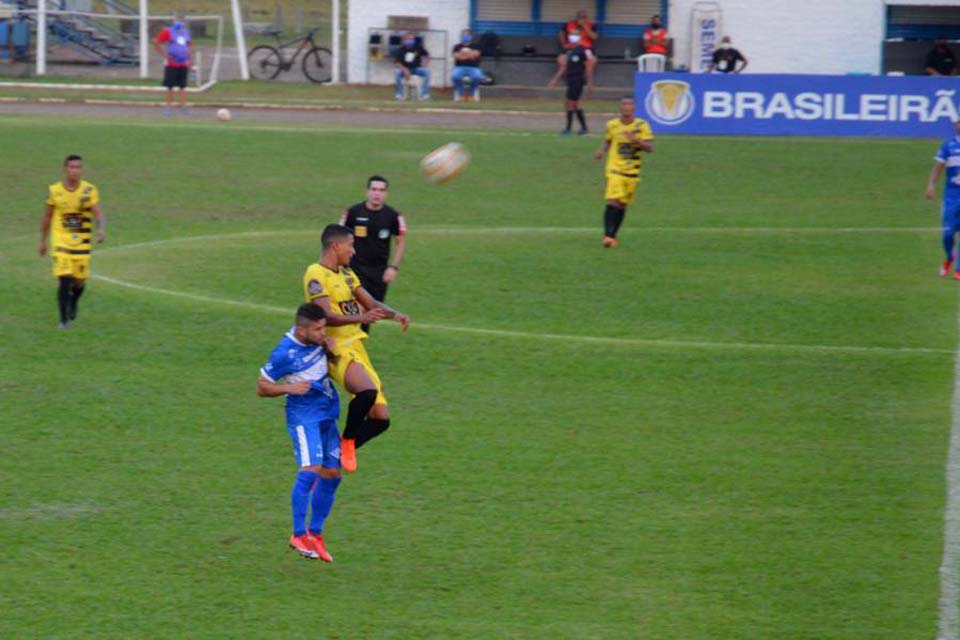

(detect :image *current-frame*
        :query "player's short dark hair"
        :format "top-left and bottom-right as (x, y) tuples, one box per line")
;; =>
(296, 303), (326, 325)
(64, 154), (82, 165)
(321, 223), (354, 248)
(367, 175), (389, 188)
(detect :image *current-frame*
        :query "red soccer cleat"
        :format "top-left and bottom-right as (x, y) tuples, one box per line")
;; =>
(602, 236), (618, 248)
(289, 535), (319, 560)
(942, 259), (954, 277)
(340, 437), (357, 473)
(954, 271), (960, 282)
(307, 534), (334, 563)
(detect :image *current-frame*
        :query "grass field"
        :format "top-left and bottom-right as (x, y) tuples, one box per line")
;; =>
(0, 112), (956, 639)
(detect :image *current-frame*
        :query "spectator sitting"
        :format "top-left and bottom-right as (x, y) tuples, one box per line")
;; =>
(394, 32), (431, 100)
(926, 37), (957, 76)
(452, 29), (484, 102)
(11, 14), (29, 62)
(709, 36), (748, 73)
(558, 9), (598, 79)
(643, 14), (668, 56)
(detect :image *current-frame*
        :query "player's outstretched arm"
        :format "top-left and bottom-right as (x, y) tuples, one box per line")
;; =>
(928, 161), (945, 200)
(310, 295), (385, 327)
(257, 376), (311, 397)
(355, 287), (411, 331)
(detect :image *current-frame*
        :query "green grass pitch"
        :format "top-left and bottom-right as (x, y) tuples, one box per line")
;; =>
(0, 114), (955, 639)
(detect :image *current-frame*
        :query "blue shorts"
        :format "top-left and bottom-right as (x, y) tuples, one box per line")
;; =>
(943, 198), (960, 230)
(287, 415), (341, 468)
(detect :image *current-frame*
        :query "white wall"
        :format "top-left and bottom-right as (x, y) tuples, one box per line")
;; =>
(668, 0), (886, 74)
(347, 0), (469, 85)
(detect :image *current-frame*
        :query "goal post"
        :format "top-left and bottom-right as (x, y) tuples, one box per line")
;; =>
(0, 8), (226, 92)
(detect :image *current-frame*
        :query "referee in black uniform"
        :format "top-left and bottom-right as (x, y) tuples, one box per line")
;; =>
(339, 175), (407, 333)
(547, 27), (594, 135)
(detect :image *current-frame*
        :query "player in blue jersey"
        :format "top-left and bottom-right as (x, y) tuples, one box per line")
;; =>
(927, 119), (960, 279)
(257, 303), (341, 562)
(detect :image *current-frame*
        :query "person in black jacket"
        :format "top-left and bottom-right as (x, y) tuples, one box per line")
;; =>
(338, 176), (407, 333)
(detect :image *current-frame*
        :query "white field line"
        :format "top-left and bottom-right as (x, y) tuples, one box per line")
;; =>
(0, 114), (943, 145)
(0, 105), (941, 143)
(90, 273), (952, 357)
(939, 314), (960, 640)
(85, 227), (938, 256)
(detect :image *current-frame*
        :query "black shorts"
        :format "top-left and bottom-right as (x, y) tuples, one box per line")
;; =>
(163, 66), (189, 89)
(565, 80), (586, 101)
(353, 266), (388, 302)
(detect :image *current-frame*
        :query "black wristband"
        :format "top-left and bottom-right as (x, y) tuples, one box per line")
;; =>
(388, 264), (399, 270)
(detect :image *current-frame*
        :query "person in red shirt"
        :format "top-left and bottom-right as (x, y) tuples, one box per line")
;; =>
(153, 15), (192, 115)
(643, 14), (669, 56)
(557, 9), (597, 79)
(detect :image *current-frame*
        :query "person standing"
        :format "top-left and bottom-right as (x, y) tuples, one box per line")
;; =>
(643, 14), (669, 56)
(339, 175), (407, 332)
(709, 36), (748, 73)
(303, 224), (411, 473)
(926, 119), (960, 279)
(451, 29), (484, 102)
(547, 28), (594, 135)
(154, 15), (192, 115)
(593, 96), (654, 248)
(38, 155), (106, 328)
(257, 304), (342, 562)
(557, 10), (598, 82)
(925, 37), (957, 76)
(393, 32), (431, 100)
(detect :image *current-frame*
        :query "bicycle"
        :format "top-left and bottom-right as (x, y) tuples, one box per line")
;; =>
(248, 28), (333, 83)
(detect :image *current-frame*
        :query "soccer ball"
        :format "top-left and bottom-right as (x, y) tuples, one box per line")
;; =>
(419, 142), (470, 184)
(216, 108), (232, 121)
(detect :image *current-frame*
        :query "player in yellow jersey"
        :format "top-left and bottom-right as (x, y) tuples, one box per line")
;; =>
(593, 96), (654, 248)
(38, 155), (106, 328)
(303, 224), (411, 472)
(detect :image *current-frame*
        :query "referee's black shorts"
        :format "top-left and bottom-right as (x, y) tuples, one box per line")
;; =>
(355, 268), (388, 303)
(565, 80), (586, 101)
(163, 66), (189, 89)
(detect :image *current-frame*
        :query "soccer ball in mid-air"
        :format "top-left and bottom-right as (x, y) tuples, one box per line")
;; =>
(420, 142), (470, 184)
(216, 108), (232, 121)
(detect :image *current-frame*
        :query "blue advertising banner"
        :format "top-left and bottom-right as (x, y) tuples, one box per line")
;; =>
(634, 73), (960, 137)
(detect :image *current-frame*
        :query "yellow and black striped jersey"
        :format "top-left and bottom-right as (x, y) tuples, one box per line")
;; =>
(303, 263), (367, 351)
(47, 180), (99, 253)
(604, 117), (654, 177)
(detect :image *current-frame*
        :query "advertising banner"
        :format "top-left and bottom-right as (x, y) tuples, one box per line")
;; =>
(689, 3), (722, 74)
(635, 73), (960, 137)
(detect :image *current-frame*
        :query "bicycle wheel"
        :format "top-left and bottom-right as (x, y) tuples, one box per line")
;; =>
(302, 47), (333, 83)
(248, 45), (283, 80)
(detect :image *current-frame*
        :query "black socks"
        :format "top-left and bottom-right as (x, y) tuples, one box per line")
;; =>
(69, 284), (85, 320)
(343, 389), (377, 440)
(603, 205), (625, 237)
(57, 276), (73, 324)
(356, 418), (390, 449)
(576, 109), (587, 131)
